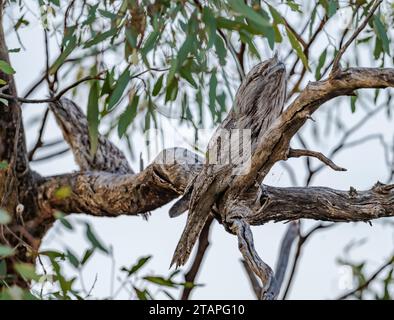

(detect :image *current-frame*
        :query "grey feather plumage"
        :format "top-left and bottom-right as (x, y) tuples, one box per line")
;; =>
(171, 56), (287, 268)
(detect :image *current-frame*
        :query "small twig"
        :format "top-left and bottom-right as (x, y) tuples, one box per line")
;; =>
(281, 223), (334, 299)
(337, 257), (394, 300)
(331, 0), (382, 73)
(28, 108), (50, 161)
(275, 221), (299, 293)
(54, 72), (106, 99)
(30, 147), (69, 162)
(3, 68), (168, 105)
(288, 148), (347, 171)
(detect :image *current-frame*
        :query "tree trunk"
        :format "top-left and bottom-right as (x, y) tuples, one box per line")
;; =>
(0, 1), (41, 288)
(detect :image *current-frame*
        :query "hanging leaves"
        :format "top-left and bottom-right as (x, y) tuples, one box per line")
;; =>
(107, 69), (131, 110)
(373, 15), (390, 56)
(87, 80), (100, 155)
(118, 93), (139, 138)
(286, 26), (310, 71)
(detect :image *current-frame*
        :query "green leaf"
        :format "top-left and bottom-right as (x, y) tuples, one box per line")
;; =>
(98, 9), (118, 20)
(202, 7), (217, 49)
(315, 49), (327, 80)
(373, 15), (390, 55)
(101, 70), (114, 96)
(53, 211), (73, 230)
(373, 36), (383, 59)
(66, 249), (80, 268)
(122, 256), (152, 276)
(39, 250), (65, 260)
(0, 260), (6, 277)
(0, 209), (11, 225)
(286, 0), (301, 12)
(214, 35), (226, 66)
(177, 36), (194, 69)
(227, 0), (271, 28)
(327, 0), (338, 17)
(350, 95), (357, 113)
(0, 60), (15, 75)
(165, 78), (178, 102)
(209, 70), (218, 120)
(49, 0), (60, 6)
(118, 94), (139, 138)
(133, 287), (148, 300)
(83, 28), (117, 48)
(81, 249), (95, 265)
(268, 5), (285, 24)
(143, 276), (176, 288)
(286, 26), (310, 71)
(87, 80), (100, 155)
(85, 223), (109, 254)
(179, 67), (197, 88)
(0, 98), (8, 106)
(14, 263), (40, 281)
(50, 36), (77, 75)
(152, 74), (164, 96)
(0, 245), (14, 257)
(107, 69), (130, 110)
(141, 31), (160, 57)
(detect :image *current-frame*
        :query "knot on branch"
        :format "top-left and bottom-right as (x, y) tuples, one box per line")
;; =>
(373, 181), (394, 194)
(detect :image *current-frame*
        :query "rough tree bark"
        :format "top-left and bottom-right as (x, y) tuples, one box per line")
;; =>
(0, 1), (40, 287)
(0, 0), (393, 299)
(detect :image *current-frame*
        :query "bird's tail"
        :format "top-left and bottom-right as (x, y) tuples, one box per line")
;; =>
(170, 212), (209, 268)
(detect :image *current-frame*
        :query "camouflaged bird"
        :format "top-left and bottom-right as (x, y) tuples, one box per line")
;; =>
(49, 98), (133, 174)
(170, 55), (287, 268)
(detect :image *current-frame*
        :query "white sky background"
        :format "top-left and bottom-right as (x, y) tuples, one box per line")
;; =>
(4, 1), (394, 299)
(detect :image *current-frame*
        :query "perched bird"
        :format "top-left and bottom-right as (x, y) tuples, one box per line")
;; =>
(49, 98), (133, 174)
(170, 55), (287, 268)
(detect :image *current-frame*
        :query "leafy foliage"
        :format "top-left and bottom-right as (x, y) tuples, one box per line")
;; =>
(0, 214), (197, 300)
(6, 0), (392, 157)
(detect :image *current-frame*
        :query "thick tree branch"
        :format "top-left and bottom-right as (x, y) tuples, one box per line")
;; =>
(36, 152), (394, 229)
(34, 66), (394, 299)
(36, 148), (202, 219)
(247, 183), (394, 225)
(229, 67), (394, 194)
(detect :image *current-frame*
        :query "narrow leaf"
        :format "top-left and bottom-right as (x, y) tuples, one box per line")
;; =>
(286, 26), (310, 71)
(0, 60), (15, 75)
(373, 15), (390, 55)
(87, 80), (100, 155)
(118, 94), (139, 138)
(50, 36), (77, 75)
(85, 223), (109, 254)
(107, 69), (130, 110)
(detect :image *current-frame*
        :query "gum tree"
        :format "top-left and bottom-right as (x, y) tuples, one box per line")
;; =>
(0, 0), (393, 299)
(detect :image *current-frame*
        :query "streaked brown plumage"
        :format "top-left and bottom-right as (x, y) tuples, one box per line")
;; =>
(171, 56), (287, 268)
